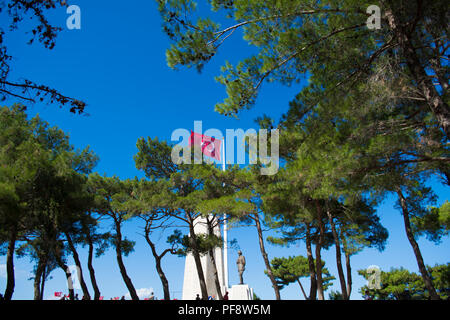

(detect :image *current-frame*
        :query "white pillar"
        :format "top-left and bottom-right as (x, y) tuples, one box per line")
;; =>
(222, 138), (229, 290)
(223, 214), (228, 290)
(182, 215), (224, 300)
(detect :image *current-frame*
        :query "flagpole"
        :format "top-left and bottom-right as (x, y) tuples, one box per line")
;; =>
(222, 137), (229, 291)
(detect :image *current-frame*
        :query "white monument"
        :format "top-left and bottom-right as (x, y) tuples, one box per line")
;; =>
(182, 215), (226, 300)
(182, 215), (253, 300)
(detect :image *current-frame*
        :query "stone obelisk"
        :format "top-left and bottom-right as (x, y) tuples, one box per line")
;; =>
(182, 215), (226, 300)
(182, 136), (253, 300)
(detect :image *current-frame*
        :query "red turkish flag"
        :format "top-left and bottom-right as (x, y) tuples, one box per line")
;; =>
(54, 292), (62, 297)
(189, 131), (222, 161)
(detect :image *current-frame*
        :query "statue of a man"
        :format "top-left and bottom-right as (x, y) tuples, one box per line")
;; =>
(236, 250), (246, 285)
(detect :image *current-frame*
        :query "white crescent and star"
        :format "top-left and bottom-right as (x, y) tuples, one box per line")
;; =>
(201, 140), (215, 154)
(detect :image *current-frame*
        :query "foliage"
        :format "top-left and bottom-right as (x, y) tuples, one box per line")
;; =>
(358, 264), (450, 300)
(167, 229), (223, 257)
(156, 0), (449, 141)
(269, 255), (335, 294)
(0, 1), (86, 113)
(0, 104), (97, 299)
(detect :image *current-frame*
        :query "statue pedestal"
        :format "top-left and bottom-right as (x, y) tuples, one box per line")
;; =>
(229, 284), (253, 300)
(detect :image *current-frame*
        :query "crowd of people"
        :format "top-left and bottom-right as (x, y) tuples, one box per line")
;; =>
(56, 292), (157, 301)
(0, 291), (232, 301)
(195, 291), (229, 301)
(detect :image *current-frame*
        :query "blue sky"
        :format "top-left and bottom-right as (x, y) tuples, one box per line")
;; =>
(0, 1), (448, 300)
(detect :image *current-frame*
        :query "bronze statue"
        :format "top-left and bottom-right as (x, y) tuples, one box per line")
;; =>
(236, 250), (246, 285)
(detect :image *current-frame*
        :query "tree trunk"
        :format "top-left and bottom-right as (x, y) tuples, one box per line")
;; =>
(33, 258), (45, 300)
(188, 220), (209, 300)
(254, 213), (281, 300)
(314, 201), (325, 300)
(53, 242), (75, 300)
(144, 229), (171, 300)
(87, 235), (101, 300)
(62, 265), (75, 301)
(296, 278), (308, 300)
(114, 221), (139, 300)
(40, 264), (47, 300)
(396, 188), (440, 300)
(207, 246), (223, 300)
(206, 217), (224, 300)
(65, 232), (91, 300)
(4, 226), (17, 300)
(305, 224), (317, 300)
(342, 239), (352, 299)
(327, 210), (348, 300)
(314, 243), (324, 300)
(55, 254), (75, 300)
(385, 5), (450, 139)
(155, 255), (170, 300)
